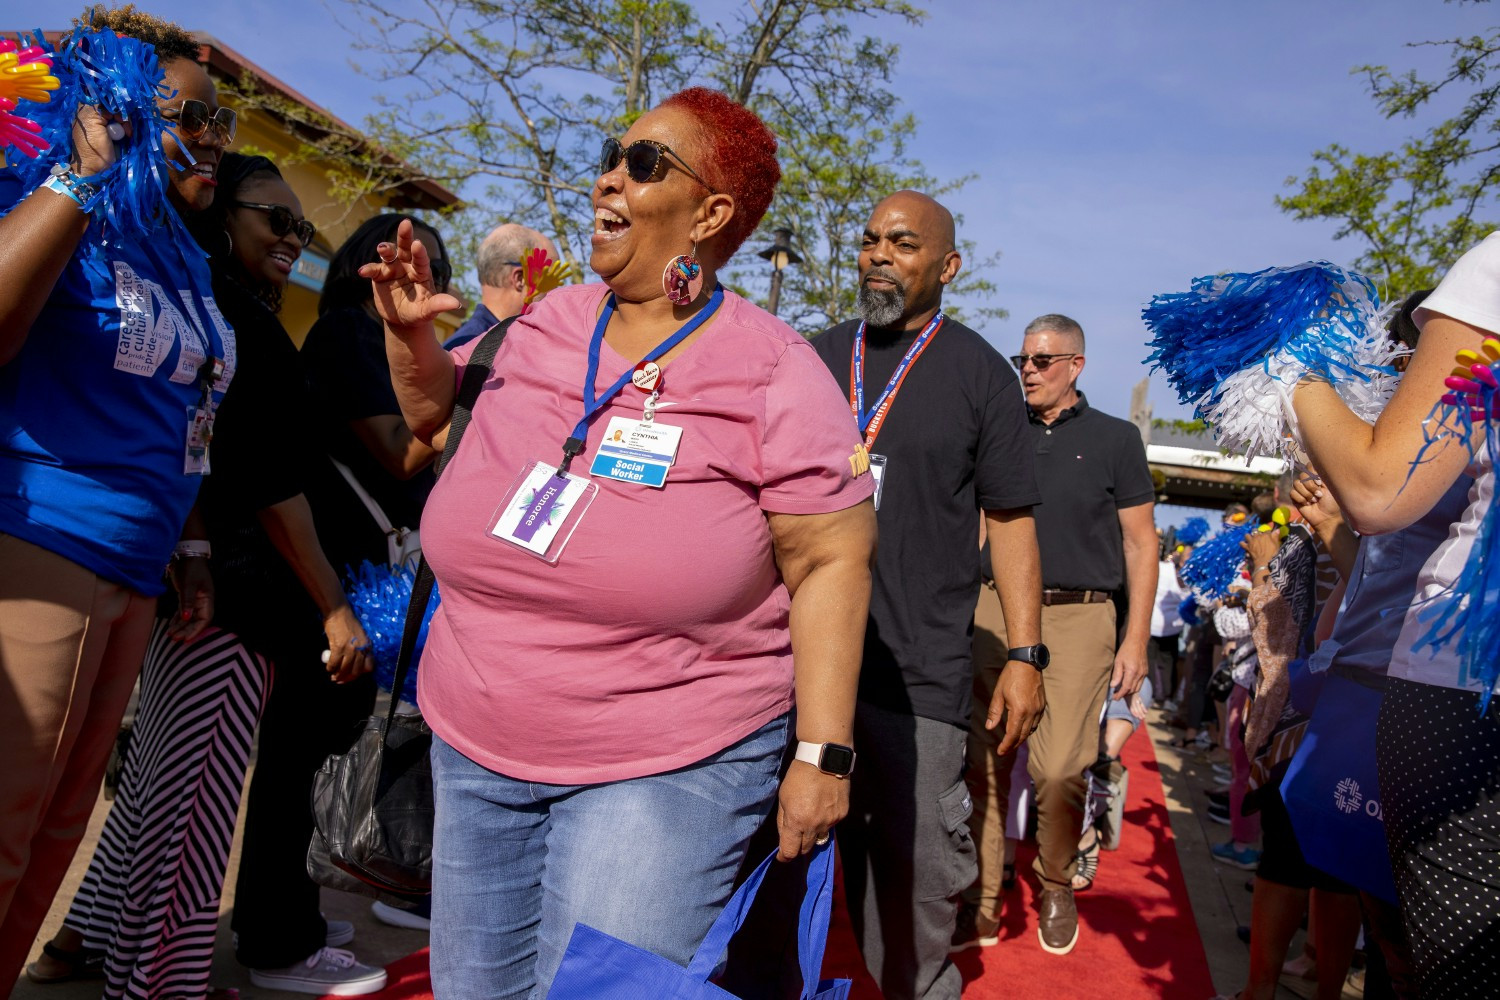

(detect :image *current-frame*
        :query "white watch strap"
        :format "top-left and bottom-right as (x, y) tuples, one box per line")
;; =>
(795, 740), (824, 769)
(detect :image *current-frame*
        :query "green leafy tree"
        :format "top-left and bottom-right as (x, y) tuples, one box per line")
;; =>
(707, 8), (1002, 332)
(1277, 4), (1498, 298)
(299, 0), (991, 327)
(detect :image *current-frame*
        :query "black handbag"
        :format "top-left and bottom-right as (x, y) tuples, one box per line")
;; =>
(307, 317), (514, 906)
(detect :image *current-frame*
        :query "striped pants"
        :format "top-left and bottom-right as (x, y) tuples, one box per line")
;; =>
(64, 621), (271, 1000)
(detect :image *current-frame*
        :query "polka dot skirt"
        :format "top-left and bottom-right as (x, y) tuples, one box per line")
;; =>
(1376, 677), (1500, 999)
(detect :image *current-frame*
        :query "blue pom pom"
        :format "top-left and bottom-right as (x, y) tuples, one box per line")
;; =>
(1414, 382), (1500, 712)
(2, 28), (197, 253)
(1179, 523), (1254, 600)
(1178, 594), (1200, 627)
(1144, 262), (1380, 407)
(345, 561), (440, 706)
(1142, 262), (1397, 459)
(1175, 517), (1210, 547)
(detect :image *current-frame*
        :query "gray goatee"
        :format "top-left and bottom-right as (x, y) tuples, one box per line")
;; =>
(856, 280), (906, 329)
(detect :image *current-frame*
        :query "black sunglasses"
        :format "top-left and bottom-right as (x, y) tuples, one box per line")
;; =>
(599, 137), (716, 193)
(165, 100), (237, 144)
(1010, 352), (1078, 372)
(233, 202), (316, 246)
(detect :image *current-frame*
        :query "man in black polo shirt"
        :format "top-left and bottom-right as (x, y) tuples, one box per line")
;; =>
(810, 190), (1047, 1000)
(957, 313), (1157, 957)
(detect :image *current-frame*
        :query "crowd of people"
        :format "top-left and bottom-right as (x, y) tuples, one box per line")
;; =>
(1, 5), (1497, 1000)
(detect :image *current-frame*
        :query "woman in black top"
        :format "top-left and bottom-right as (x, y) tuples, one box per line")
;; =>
(229, 213), (456, 981)
(298, 214), (453, 576)
(30, 154), (381, 998)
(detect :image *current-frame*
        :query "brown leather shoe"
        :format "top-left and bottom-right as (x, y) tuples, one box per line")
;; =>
(1037, 887), (1079, 955)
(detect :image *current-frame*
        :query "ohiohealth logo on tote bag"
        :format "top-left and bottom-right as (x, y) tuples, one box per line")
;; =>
(548, 837), (850, 1000)
(1282, 669), (1397, 903)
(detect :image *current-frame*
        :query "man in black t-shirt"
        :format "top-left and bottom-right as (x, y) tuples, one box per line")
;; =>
(958, 313), (1157, 958)
(810, 191), (1046, 1000)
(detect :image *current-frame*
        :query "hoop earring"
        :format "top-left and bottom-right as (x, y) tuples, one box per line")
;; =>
(662, 241), (703, 306)
(222, 230), (233, 256)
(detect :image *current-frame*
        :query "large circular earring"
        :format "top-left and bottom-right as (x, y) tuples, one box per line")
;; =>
(222, 230), (233, 257)
(661, 241), (703, 306)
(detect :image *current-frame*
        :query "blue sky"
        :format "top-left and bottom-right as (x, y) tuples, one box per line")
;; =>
(25, 0), (1496, 428)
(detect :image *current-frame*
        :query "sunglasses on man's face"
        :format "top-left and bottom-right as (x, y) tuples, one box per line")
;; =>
(233, 202), (316, 246)
(165, 100), (237, 144)
(1010, 352), (1078, 372)
(599, 137), (716, 193)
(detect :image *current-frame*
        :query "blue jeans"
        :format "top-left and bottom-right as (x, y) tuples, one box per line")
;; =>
(428, 714), (789, 999)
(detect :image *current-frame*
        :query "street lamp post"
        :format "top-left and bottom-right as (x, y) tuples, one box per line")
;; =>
(757, 227), (802, 316)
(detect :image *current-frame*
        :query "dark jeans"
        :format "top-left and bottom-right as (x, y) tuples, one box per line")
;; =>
(1147, 632), (1179, 700)
(1182, 621), (1219, 730)
(230, 641), (374, 969)
(722, 703), (973, 1000)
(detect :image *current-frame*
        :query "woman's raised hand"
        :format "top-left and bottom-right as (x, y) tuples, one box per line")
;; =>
(358, 218), (463, 336)
(70, 104), (128, 176)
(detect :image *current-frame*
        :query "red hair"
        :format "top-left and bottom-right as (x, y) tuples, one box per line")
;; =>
(659, 87), (780, 262)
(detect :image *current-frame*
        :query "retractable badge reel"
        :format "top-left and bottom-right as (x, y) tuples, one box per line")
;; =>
(587, 361), (683, 488)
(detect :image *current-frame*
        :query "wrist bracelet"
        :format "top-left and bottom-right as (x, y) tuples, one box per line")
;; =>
(173, 540), (212, 560)
(42, 164), (98, 207)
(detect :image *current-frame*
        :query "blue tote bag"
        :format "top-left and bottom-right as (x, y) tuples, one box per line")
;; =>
(548, 837), (851, 1000)
(1281, 668), (1398, 903)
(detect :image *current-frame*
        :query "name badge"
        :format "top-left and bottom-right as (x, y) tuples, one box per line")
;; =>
(589, 415), (683, 488)
(489, 460), (598, 563)
(184, 406), (213, 475)
(869, 453), (888, 510)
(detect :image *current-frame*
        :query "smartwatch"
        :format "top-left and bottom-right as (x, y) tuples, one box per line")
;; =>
(1007, 644), (1051, 671)
(795, 740), (857, 778)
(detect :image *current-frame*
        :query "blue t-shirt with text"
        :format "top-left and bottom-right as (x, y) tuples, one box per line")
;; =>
(0, 227), (235, 594)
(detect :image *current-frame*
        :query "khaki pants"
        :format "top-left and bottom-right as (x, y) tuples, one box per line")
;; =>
(964, 583), (1115, 913)
(0, 534), (156, 986)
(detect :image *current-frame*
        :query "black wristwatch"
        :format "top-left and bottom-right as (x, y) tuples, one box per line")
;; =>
(1007, 644), (1051, 671)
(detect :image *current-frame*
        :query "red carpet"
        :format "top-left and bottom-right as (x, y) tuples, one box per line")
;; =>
(338, 726), (1213, 999)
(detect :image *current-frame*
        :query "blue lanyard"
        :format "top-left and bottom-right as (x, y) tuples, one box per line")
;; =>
(851, 311), (944, 440)
(559, 284), (724, 470)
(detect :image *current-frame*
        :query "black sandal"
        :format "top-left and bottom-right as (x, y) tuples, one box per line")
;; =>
(1071, 829), (1100, 891)
(25, 942), (106, 984)
(1001, 862), (1017, 891)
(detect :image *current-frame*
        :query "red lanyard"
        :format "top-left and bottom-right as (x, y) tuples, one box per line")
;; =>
(849, 313), (943, 449)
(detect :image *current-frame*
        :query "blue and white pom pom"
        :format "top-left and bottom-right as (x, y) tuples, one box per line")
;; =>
(345, 561), (440, 706)
(1179, 523), (1254, 601)
(1143, 262), (1402, 462)
(1, 28), (188, 248)
(1413, 349), (1500, 711)
(1175, 516), (1210, 547)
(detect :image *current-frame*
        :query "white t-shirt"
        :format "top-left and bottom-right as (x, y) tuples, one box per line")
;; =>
(1388, 231), (1500, 693)
(1151, 558), (1187, 636)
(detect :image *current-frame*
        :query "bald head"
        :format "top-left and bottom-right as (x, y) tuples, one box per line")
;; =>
(872, 190), (956, 252)
(857, 190), (962, 331)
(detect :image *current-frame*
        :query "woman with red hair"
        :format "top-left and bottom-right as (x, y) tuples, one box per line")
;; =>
(363, 87), (877, 997)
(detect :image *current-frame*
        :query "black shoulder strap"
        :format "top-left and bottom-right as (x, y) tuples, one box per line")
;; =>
(388, 314), (517, 726)
(436, 315), (516, 476)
